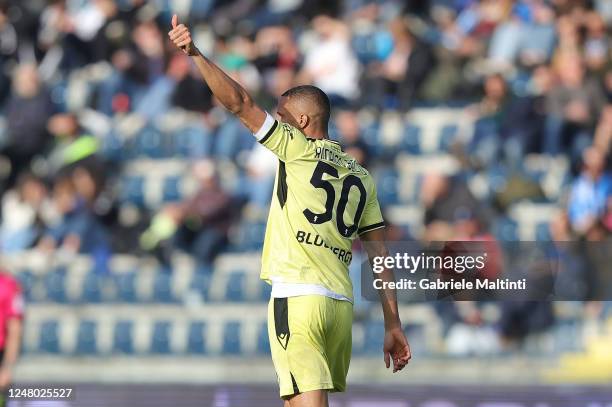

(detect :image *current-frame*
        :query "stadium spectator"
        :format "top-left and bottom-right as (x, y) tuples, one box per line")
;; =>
(335, 109), (371, 166)
(567, 146), (612, 237)
(140, 160), (235, 266)
(0, 271), (23, 406)
(97, 18), (165, 115)
(1, 64), (53, 189)
(299, 15), (360, 106)
(0, 173), (50, 253)
(544, 53), (605, 156)
(362, 17), (434, 110)
(46, 112), (102, 176)
(39, 176), (110, 272)
(421, 173), (492, 240)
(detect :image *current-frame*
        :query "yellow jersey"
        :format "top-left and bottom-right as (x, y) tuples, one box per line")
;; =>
(255, 113), (384, 301)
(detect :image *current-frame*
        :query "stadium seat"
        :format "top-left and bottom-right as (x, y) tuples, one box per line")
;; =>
(186, 321), (207, 354)
(162, 175), (182, 203)
(190, 271), (211, 301)
(377, 169), (399, 206)
(259, 282), (272, 302)
(152, 272), (176, 303)
(492, 217), (519, 241)
(15, 270), (36, 302)
(221, 321), (242, 355)
(362, 320), (385, 355)
(224, 272), (246, 302)
(135, 126), (165, 159)
(39, 320), (60, 354)
(81, 272), (103, 303)
(360, 122), (382, 157)
(119, 175), (146, 207)
(100, 129), (124, 161)
(235, 221), (266, 251)
(115, 271), (137, 303)
(438, 124), (459, 152)
(536, 222), (552, 241)
(400, 123), (421, 154)
(151, 320), (172, 354)
(44, 267), (68, 303)
(173, 126), (210, 158)
(75, 320), (98, 355)
(113, 320), (134, 354)
(256, 321), (270, 355)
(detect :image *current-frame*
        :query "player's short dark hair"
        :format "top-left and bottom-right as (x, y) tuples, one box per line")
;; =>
(281, 85), (331, 126)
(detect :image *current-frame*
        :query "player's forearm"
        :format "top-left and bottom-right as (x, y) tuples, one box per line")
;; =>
(2, 320), (22, 369)
(375, 267), (402, 330)
(364, 241), (402, 329)
(191, 50), (253, 116)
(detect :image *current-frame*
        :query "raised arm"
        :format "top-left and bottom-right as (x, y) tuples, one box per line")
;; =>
(360, 227), (411, 372)
(168, 15), (266, 133)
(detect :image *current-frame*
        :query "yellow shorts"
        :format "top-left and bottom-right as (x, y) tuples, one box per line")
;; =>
(268, 295), (353, 398)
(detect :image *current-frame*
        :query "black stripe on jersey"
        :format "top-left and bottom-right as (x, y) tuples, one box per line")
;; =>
(290, 373), (300, 395)
(276, 160), (288, 208)
(259, 120), (278, 144)
(357, 221), (385, 235)
(274, 298), (290, 350)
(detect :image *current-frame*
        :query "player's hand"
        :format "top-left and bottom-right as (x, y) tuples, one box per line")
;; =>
(168, 14), (198, 56)
(383, 326), (411, 373)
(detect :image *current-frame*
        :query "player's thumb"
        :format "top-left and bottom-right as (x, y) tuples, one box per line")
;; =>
(384, 352), (390, 369)
(171, 14), (178, 29)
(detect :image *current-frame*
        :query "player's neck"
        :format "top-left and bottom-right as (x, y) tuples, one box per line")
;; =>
(303, 128), (328, 140)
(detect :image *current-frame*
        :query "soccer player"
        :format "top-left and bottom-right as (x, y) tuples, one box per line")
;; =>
(169, 16), (411, 407)
(0, 271), (24, 407)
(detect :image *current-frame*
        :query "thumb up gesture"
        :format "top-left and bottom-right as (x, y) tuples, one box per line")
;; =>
(168, 14), (198, 56)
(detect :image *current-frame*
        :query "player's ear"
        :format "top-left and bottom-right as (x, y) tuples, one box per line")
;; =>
(298, 114), (309, 130)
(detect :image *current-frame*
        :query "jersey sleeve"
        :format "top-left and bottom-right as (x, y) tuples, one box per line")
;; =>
(357, 181), (385, 236)
(253, 113), (310, 162)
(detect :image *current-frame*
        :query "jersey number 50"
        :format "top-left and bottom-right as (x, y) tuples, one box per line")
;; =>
(303, 161), (366, 237)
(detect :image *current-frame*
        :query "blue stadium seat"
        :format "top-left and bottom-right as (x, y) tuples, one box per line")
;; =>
(115, 272), (137, 303)
(259, 282), (272, 302)
(256, 321), (270, 355)
(224, 272), (246, 302)
(119, 175), (145, 207)
(81, 272), (103, 303)
(187, 321), (207, 354)
(536, 222), (551, 241)
(377, 169), (399, 206)
(152, 272), (176, 303)
(222, 321), (241, 355)
(173, 126), (210, 157)
(39, 320), (60, 354)
(400, 123), (421, 154)
(100, 130), (124, 161)
(361, 123), (381, 157)
(236, 221), (266, 251)
(75, 320), (98, 355)
(15, 270), (36, 302)
(113, 320), (134, 354)
(134, 126), (165, 158)
(162, 176), (181, 203)
(493, 217), (519, 241)
(362, 320), (385, 355)
(44, 268), (68, 303)
(190, 271), (211, 301)
(151, 320), (172, 354)
(439, 124), (459, 152)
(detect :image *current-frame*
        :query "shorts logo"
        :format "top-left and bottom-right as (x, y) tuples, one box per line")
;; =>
(274, 298), (290, 350)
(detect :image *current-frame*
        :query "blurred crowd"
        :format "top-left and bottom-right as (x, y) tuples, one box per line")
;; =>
(0, 0), (611, 346)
